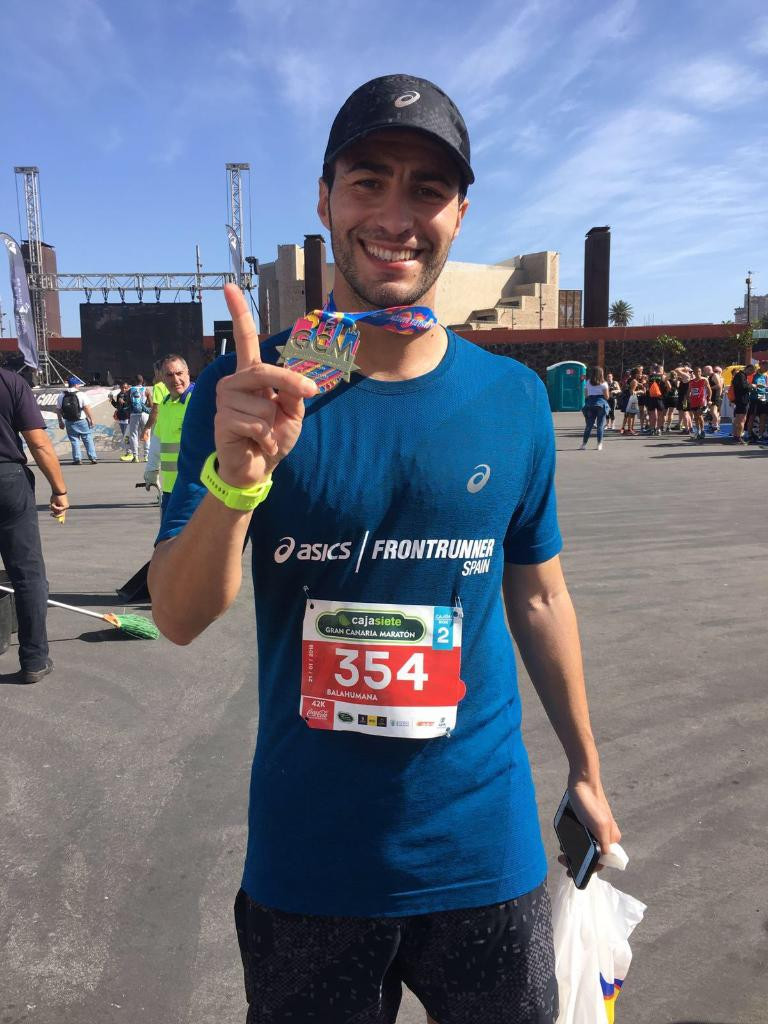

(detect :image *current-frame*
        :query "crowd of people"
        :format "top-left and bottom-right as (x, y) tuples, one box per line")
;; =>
(56, 362), (174, 467)
(580, 359), (768, 448)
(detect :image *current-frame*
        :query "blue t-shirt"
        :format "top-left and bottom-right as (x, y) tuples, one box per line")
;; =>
(158, 329), (562, 917)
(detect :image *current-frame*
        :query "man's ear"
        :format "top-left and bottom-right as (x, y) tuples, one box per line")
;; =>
(317, 178), (331, 231)
(451, 196), (470, 242)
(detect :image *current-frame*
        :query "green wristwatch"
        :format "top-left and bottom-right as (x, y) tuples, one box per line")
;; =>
(200, 452), (273, 511)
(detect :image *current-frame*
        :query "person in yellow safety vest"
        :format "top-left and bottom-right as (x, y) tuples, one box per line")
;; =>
(142, 359), (171, 443)
(144, 354), (194, 516)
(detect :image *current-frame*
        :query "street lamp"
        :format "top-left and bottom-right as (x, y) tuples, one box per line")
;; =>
(746, 271), (752, 325)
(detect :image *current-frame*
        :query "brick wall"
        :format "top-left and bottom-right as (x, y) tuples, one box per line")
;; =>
(461, 323), (746, 381)
(484, 337), (744, 380)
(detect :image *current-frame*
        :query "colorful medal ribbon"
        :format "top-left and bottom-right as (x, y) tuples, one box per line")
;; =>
(324, 292), (438, 335)
(277, 292), (438, 394)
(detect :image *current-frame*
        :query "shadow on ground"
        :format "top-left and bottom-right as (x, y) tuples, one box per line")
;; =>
(78, 627), (151, 643)
(0, 669), (27, 686)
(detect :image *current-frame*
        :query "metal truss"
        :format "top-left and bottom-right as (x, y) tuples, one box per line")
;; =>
(226, 163), (249, 280)
(26, 271), (254, 297)
(14, 166), (56, 380)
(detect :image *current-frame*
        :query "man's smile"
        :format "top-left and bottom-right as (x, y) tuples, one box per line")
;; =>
(360, 239), (422, 265)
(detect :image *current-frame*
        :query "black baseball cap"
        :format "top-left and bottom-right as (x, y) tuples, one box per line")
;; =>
(323, 74), (475, 189)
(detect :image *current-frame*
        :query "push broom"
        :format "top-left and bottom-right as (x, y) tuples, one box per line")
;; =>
(0, 585), (160, 640)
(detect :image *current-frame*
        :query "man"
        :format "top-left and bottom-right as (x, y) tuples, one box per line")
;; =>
(109, 380), (132, 452)
(120, 374), (152, 463)
(645, 363), (666, 435)
(0, 364), (69, 682)
(143, 355), (194, 515)
(728, 364), (753, 444)
(751, 358), (768, 444)
(687, 367), (711, 441)
(56, 375), (97, 465)
(706, 365), (723, 433)
(674, 364), (692, 433)
(636, 369), (649, 432)
(150, 75), (619, 1024)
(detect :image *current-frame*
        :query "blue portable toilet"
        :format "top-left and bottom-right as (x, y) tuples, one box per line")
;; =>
(546, 361), (586, 412)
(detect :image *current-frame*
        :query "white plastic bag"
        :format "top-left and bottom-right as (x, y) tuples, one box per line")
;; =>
(551, 843), (646, 1024)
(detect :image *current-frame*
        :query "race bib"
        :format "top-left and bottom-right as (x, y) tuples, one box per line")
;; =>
(300, 599), (465, 739)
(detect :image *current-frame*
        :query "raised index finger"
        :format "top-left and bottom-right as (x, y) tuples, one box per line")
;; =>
(223, 282), (262, 368)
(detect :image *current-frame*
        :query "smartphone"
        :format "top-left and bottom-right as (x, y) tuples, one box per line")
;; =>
(553, 791), (601, 889)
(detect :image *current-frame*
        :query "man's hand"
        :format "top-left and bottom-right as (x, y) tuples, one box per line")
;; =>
(142, 430), (150, 443)
(144, 467), (160, 489)
(50, 492), (70, 518)
(214, 283), (317, 487)
(568, 774), (621, 859)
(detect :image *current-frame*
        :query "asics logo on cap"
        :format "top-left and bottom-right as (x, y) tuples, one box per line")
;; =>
(394, 91), (420, 108)
(467, 464), (491, 493)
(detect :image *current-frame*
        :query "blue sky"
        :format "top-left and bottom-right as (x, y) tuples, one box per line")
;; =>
(1, 0), (766, 337)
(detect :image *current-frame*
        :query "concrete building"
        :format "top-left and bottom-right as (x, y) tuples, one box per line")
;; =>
(734, 292), (768, 325)
(258, 243), (574, 333)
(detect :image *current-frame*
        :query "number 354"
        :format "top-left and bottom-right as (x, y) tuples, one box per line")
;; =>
(334, 648), (428, 691)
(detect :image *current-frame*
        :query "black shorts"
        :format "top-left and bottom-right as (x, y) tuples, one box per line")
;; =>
(234, 883), (558, 1024)
(637, 393), (647, 408)
(733, 399), (748, 415)
(646, 396), (664, 411)
(754, 400), (768, 417)
(663, 395), (677, 409)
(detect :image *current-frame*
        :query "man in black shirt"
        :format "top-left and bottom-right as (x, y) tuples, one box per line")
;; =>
(728, 365), (752, 444)
(0, 366), (69, 682)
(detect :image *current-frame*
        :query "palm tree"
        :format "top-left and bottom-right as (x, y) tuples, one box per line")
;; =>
(609, 300), (634, 375)
(609, 300), (634, 327)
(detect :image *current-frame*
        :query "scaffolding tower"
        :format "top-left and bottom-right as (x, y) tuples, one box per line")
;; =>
(226, 163), (249, 281)
(14, 166), (59, 383)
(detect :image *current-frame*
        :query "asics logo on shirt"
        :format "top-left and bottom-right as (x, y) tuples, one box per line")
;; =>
(467, 464), (491, 493)
(274, 537), (296, 563)
(274, 536), (353, 564)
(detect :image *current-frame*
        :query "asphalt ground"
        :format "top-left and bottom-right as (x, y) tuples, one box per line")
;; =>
(1, 414), (766, 1024)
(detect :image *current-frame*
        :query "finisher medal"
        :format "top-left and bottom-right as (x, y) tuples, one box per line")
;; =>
(278, 292), (439, 394)
(277, 311), (361, 394)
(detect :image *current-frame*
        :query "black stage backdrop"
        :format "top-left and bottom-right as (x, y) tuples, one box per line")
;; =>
(80, 302), (204, 381)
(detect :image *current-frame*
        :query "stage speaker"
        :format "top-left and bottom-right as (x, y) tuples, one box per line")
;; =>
(80, 302), (204, 381)
(583, 226), (611, 328)
(213, 320), (233, 357)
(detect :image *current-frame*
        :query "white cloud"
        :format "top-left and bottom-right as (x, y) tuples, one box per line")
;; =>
(663, 57), (768, 111)
(748, 16), (768, 55)
(484, 101), (767, 298)
(520, 0), (639, 111)
(448, 0), (550, 108)
(151, 137), (185, 165)
(0, 0), (137, 104)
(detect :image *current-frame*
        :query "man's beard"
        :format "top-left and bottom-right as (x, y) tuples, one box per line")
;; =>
(328, 209), (451, 310)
